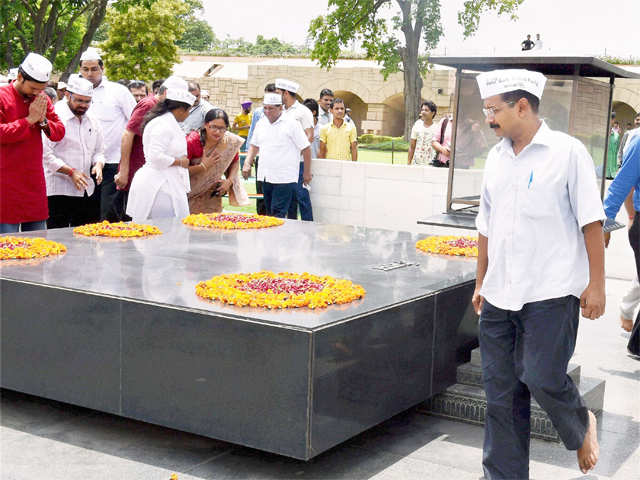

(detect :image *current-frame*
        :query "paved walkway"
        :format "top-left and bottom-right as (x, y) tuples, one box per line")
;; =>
(2, 209), (639, 479)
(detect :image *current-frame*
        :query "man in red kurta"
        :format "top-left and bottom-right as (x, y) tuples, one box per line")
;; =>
(0, 53), (65, 232)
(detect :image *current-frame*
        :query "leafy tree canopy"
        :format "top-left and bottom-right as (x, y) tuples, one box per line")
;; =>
(308, 0), (524, 138)
(0, 1), (157, 75)
(100, 0), (189, 81)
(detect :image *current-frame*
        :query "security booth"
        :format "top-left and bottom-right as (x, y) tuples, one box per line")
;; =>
(418, 56), (640, 230)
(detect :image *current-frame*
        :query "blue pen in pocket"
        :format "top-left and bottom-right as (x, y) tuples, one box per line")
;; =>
(528, 171), (533, 189)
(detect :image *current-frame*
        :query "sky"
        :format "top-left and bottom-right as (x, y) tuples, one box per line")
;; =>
(202, 0), (639, 59)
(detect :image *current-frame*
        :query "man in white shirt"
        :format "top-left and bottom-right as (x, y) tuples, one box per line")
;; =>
(179, 81), (215, 134)
(241, 93), (311, 218)
(276, 78), (315, 221)
(79, 48), (136, 222)
(43, 76), (105, 228)
(472, 69), (604, 479)
(317, 88), (333, 127)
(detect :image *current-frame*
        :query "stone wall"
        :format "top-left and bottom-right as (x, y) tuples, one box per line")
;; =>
(309, 159), (479, 236)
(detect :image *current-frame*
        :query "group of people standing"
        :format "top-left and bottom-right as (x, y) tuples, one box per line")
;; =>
(0, 49), (361, 231)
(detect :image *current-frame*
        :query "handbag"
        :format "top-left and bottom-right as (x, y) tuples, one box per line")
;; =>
(432, 117), (449, 167)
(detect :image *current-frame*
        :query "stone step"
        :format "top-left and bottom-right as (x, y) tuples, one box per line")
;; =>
(456, 361), (582, 388)
(420, 375), (605, 442)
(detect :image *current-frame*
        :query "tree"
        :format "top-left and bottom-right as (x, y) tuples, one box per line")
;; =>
(0, 1), (157, 78)
(308, 0), (524, 139)
(100, 0), (189, 81)
(177, 19), (215, 52)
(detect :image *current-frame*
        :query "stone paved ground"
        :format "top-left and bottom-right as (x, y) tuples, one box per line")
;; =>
(1, 207), (639, 479)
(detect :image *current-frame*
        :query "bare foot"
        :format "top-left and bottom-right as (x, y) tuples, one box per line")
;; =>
(577, 410), (599, 474)
(620, 315), (633, 332)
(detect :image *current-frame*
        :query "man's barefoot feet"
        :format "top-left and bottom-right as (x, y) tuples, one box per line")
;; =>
(577, 410), (599, 474)
(620, 315), (633, 332)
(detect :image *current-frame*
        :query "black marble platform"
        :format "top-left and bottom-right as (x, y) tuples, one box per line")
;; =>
(1, 219), (478, 460)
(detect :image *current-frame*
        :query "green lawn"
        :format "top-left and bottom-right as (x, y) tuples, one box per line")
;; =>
(357, 148), (407, 164)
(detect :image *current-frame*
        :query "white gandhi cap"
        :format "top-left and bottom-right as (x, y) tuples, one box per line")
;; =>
(476, 69), (547, 100)
(80, 47), (102, 62)
(66, 76), (94, 97)
(161, 75), (188, 90)
(166, 88), (196, 106)
(263, 93), (283, 105)
(20, 53), (52, 82)
(275, 78), (299, 94)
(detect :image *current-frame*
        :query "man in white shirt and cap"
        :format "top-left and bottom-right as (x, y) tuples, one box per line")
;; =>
(472, 69), (604, 478)
(241, 93), (311, 218)
(276, 78), (315, 221)
(79, 47), (136, 222)
(43, 76), (105, 228)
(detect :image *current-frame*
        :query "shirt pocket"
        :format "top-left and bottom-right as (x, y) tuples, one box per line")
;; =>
(522, 185), (555, 219)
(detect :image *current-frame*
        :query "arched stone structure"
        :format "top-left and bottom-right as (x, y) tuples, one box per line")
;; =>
(613, 101), (638, 130)
(332, 90), (367, 133)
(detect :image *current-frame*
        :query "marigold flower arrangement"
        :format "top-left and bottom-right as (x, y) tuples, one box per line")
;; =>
(416, 235), (478, 257)
(73, 221), (161, 237)
(0, 236), (67, 260)
(196, 271), (366, 309)
(183, 213), (284, 230)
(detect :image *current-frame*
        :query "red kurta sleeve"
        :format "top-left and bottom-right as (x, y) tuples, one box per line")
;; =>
(0, 116), (32, 144)
(43, 96), (65, 141)
(186, 130), (204, 160)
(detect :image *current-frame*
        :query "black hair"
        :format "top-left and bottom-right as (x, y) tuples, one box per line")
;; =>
(264, 83), (276, 93)
(421, 100), (437, 116)
(303, 98), (319, 116)
(152, 79), (165, 93)
(129, 80), (148, 92)
(330, 97), (345, 109)
(17, 66), (46, 84)
(44, 87), (57, 102)
(199, 108), (230, 145)
(79, 59), (104, 69)
(141, 99), (191, 133)
(117, 79), (129, 86)
(635, 113), (640, 119)
(188, 81), (201, 92)
(319, 88), (334, 98)
(501, 89), (540, 114)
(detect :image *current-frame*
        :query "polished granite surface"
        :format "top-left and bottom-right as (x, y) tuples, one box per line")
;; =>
(0, 218), (477, 330)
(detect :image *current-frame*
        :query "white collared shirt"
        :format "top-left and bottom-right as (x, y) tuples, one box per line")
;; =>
(250, 113), (310, 184)
(476, 121), (605, 311)
(284, 100), (314, 132)
(43, 101), (106, 197)
(180, 99), (216, 133)
(86, 76), (136, 163)
(318, 107), (332, 127)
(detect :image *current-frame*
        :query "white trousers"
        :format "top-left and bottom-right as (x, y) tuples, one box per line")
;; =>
(620, 274), (640, 320)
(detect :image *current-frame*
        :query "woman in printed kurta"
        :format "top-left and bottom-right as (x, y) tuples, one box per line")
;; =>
(186, 108), (249, 214)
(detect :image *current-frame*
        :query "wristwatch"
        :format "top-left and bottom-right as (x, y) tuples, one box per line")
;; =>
(39, 118), (48, 128)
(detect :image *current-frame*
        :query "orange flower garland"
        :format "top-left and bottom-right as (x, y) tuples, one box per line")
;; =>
(73, 221), (161, 238)
(0, 236), (67, 260)
(196, 271), (366, 309)
(416, 235), (478, 257)
(183, 213), (284, 230)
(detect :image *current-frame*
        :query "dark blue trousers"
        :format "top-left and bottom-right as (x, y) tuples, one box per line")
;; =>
(262, 182), (296, 219)
(287, 162), (313, 221)
(479, 296), (589, 480)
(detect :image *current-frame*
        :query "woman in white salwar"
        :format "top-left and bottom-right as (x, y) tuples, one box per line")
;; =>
(126, 86), (196, 222)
